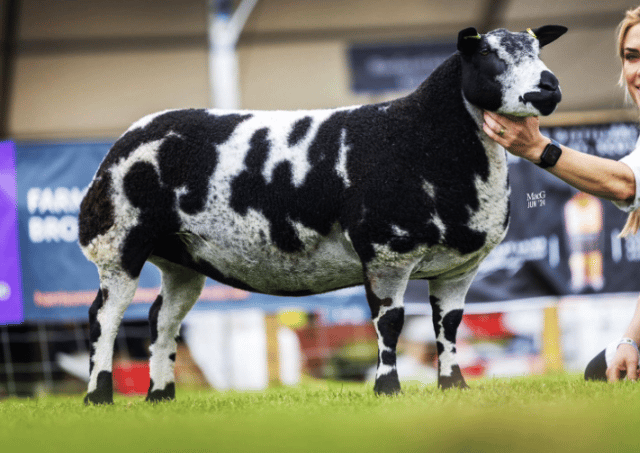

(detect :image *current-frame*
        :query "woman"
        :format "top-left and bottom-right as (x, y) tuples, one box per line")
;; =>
(483, 6), (640, 382)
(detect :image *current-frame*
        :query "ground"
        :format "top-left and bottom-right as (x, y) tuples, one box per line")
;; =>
(1, 374), (640, 452)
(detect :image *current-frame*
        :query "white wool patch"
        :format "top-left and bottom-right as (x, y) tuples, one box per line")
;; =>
(336, 128), (351, 187)
(421, 179), (436, 199)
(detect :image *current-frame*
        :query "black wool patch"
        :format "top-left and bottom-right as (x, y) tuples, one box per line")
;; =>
(375, 307), (405, 350)
(380, 350), (396, 366)
(430, 295), (442, 339)
(87, 288), (107, 375)
(148, 295), (164, 345)
(120, 161), (181, 278)
(288, 116), (313, 147)
(78, 173), (115, 247)
(442, 309), (464, 344)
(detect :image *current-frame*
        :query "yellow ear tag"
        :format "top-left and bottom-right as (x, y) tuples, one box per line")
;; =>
(526, 28), (537, 39)
(464, 33), (481, 40)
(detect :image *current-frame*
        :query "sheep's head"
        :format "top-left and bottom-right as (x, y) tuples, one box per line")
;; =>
(457, 25), (567, 116)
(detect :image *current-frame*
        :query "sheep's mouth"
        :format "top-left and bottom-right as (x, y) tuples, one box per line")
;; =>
(521, 90), (562, 116)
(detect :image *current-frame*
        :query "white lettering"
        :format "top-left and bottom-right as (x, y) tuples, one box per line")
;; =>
(28, 215), (79, 243)
(478, 236), (549, 276)
(26, 186), (85, 215)
(27, 188), (41, 214)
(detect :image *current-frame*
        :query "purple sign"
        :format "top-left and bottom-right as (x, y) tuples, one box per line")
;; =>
(0, 141), (23, 324)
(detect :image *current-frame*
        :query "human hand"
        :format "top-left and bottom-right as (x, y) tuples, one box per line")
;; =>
(482, 111), (548, 162)
(606, 343), (640, 382)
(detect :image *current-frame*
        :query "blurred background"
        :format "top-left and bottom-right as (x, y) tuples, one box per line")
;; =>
(2, 0), (640, 397)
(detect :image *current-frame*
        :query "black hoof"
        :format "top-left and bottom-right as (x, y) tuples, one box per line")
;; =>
(146, 381), (175, 403)
(439, 379), (469, 390)
(374, 371), (402, 395)
(84, 371), (114, 405)
(438, 365), (469, 390)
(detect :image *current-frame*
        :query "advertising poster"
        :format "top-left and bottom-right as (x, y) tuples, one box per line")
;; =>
(0, 141), (23, 325)
(466, 122), (640, 301)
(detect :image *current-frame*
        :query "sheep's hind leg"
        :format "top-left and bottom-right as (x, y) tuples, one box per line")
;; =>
(364, 264), (415, 395)
(429, 271), (477, 390)
(85, 268), (139, 405)
(146, 257), (206, 402)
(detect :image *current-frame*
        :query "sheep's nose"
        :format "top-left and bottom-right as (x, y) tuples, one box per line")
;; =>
(539, 71), (559, 92)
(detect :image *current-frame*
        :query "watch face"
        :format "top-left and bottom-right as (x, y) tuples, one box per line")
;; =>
(540, 141), (562, 168)
(545, 145), (561, 163)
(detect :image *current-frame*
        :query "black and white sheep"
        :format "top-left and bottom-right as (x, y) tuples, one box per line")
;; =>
(79, 25), (567, 404)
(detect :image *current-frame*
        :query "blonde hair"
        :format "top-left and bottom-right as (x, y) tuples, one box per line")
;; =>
(620, 209), (640, 237)
(617, 7), (640, 237)
(617, 6), (640, 60)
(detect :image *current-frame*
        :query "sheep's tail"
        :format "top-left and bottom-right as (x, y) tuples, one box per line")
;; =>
(618, 208), (640, 238)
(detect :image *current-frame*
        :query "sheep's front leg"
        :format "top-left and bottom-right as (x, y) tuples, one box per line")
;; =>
(428, 271), (477, 390)
(364, 264), (414, 395)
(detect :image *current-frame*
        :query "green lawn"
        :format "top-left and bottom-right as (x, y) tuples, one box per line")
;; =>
(1, 375), (638, 453)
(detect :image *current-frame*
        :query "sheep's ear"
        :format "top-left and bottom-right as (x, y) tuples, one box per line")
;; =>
(528, 25), (568, 47)
(457, 27), (482, 55)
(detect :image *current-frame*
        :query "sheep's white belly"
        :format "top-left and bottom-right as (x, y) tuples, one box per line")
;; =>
(185, 220), (364, 295)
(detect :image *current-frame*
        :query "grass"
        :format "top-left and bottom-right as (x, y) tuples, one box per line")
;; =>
(1, 374), (640, 452)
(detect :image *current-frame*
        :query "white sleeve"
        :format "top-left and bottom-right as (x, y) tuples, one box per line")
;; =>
(613, 138), (640, 213)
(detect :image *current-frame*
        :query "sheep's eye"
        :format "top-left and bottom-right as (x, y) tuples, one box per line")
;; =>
(480, 49), (490, 56)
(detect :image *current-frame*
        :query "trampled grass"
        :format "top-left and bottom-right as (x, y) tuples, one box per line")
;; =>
(1, 374), (640, 452)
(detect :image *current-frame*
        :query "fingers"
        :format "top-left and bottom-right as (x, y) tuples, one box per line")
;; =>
(607, 364), (623, 382)
(482, 112), (508, 144)
(482, 122), (503, 142)
(606, 344), (640, 382)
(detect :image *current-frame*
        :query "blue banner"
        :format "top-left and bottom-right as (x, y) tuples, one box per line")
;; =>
(348, 41), (456, 94)
(0, 141), (23, 325)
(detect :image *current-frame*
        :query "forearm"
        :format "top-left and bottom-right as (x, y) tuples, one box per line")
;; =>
(543, 145), (636, 203)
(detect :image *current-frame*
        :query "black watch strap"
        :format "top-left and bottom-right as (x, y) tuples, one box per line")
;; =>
(536, 139), (562, 169)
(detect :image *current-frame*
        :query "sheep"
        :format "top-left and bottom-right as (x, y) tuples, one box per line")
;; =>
(79, 25), (567, 404)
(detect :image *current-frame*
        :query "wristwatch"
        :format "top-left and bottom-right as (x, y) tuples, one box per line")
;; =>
(536, 139), (562, 169)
